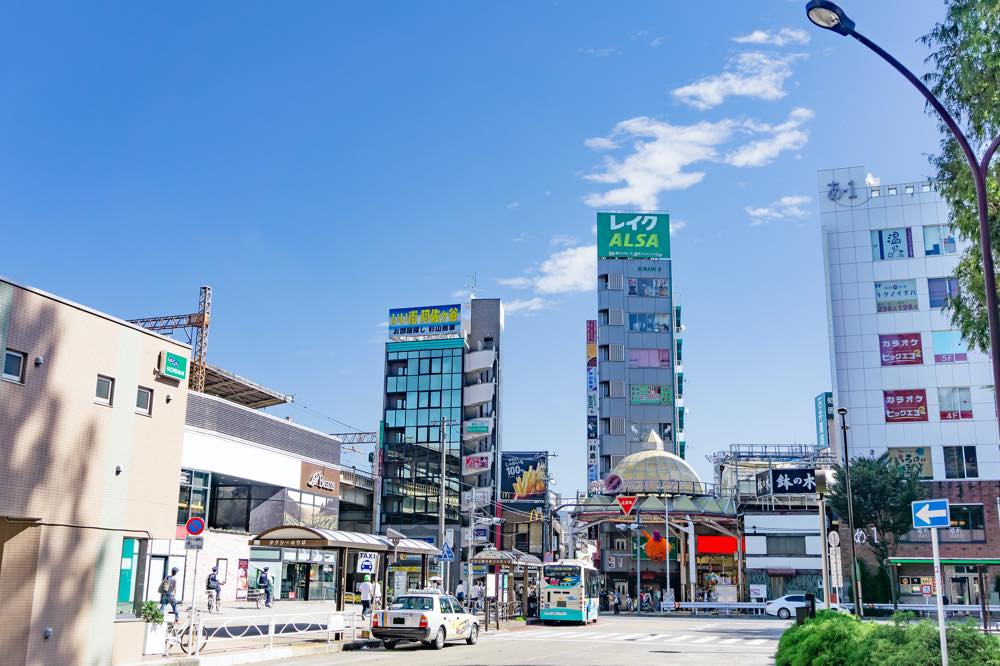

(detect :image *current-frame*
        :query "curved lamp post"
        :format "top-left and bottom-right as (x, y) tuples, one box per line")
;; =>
(806, 0), (1000, 442)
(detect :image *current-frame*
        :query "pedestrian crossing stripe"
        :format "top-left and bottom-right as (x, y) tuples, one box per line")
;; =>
(483, 631), (775, 647)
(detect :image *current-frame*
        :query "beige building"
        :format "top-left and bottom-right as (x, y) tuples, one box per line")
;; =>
(0, 277), (190, 665)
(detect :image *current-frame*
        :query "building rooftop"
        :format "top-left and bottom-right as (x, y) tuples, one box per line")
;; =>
(202, 363), (292, 409)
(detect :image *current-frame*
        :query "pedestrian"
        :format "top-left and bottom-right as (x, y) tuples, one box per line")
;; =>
(359, 574), (374, 619)
(471, 580), (484, 611)
(205, 566), (222, 609)
(158, 567), (180, 618)
(613, 591), (621, 615)
(456, 580), (466, 606)
(258, 567), (273, 608)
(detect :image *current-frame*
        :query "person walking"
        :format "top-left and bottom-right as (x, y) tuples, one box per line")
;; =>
(613, 590), (621, 615)
(471, 580), (484, 611)
(158, 567), (180, 618)
(205, 566), (222, 610)
(258, 567), (274, 608)
(456, 580), (466, 607)
(359, 574), (374, 619)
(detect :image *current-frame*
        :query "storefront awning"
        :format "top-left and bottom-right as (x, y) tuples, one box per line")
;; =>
(470, 548), (544, 568)
(250, 526), (440, 556)
(888, 557), (1000, 566)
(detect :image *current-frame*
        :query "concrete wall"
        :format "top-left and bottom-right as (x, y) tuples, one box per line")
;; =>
(0, 279), (189, 665)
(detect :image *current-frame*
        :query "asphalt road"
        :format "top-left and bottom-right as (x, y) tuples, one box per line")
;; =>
(263, 615), (786, 666)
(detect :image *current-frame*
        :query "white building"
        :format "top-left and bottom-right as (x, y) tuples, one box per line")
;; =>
(744, 513), (823, 600)
(820, 165), (999, 481)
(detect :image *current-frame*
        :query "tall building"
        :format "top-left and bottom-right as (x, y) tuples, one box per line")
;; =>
(820, 166), (1000, 603)
(378, 299), (503, 590)
(595, 211), (683, 480)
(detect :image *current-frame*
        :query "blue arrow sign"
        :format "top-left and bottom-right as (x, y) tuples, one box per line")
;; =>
(437, 543), (455, 562)
(912, 498), (950, 529)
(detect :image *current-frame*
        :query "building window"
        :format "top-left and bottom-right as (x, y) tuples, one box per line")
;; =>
(178, 469), (211, 525)
(922, 183), (932, 192)
(609, 417), (625, 435)
(116, 537), (149, 617)
(950, 505), (985, 530)
(609, 381), (625, 398)
(887, 186), (897, 196)
(95, 375), (115, 405)
(932, 330), (968, 363)
(765, 536), (806, 556)
(924, 225), (957, 256)
(943, 446), (978, 479)
(3, 349), (26, 383)
(608, 274), (624, 291)
(628, 313), (671, 333)
(628, 348), (671, 368)
(928, 277), (960, 308)
(609, 344), (625, 362)
(628, 422), (673, 443)
(905, 185), (914, 195)
(135, 386), (153, 415)
(938, 387), (972, 420)
(598, 274), (608, 291)
(871, 188), (880, 197)
(627, 277), (669, 297)
(609, 309), (624, 326)
(870, 228), (913, 260)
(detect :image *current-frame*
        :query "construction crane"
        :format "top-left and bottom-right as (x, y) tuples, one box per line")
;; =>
(129, 286), (212, 392)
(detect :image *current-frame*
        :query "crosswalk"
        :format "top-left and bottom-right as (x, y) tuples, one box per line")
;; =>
(480, 628), (773, 648)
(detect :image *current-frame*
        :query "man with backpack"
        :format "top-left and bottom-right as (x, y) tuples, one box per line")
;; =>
(258, 567), (274, 608)
(206, 566), (222, 609)
(159, 567), (180, 618)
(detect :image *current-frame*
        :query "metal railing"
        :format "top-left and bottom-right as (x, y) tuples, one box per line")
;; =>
(177, 609), (365, 656)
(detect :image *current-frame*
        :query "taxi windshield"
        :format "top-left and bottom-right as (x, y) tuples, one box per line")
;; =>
(390, 596), (435, 611)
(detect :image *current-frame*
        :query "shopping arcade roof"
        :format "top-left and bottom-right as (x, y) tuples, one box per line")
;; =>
(470, 548), (543, 568)
(250, 526), (440, 556)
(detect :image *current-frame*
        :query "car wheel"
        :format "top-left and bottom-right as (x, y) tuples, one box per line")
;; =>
(430, 627), (445, 650)
(778, 607), (791, 620)
(466, 625), (478, 645)
(383, 641), (397, 650)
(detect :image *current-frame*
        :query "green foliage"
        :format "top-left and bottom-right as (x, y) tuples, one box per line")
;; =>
(921, 0), (1000, 349)
(776, 612), (1000, 666)
(140, 600), (164, 625)
(857, 559), (891, 604)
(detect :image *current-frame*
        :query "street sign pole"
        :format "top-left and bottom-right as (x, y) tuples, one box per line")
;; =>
(819, 496), (831, 609)
(931, 527), (949, 666)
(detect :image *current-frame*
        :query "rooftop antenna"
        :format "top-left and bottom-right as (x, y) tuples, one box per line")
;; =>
(465, 272), (478, 300)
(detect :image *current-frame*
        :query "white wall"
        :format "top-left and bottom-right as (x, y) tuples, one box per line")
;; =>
(183, 428), (301, 488)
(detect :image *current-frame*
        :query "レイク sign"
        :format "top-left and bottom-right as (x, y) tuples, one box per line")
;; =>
(597, 212), (671, 259)
(159, 351), (188, 381)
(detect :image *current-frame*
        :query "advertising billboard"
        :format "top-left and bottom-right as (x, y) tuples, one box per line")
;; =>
(888, 447), (933, 480)
(870, 227), (913, 260)
(756, 468), (818, 496)
(874, 280), (918, 313)
(388, 304), (461, 337)
(597, 212), (670, 259)
(879, 333), (924, 366)
(586, 320), (599, 491)
(814, 392), (833, 450)
(883, 389), (929, 422)
(462, 453), (492, 476)
(629, 384), (673, 405)
(501, 452), (547, 509)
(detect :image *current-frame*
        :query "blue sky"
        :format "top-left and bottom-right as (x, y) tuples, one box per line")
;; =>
(1, 2), (948, 491)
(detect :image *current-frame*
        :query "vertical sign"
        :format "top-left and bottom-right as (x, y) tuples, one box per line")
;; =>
(586, 320), (599, 492)
(815, 392), (833, 450)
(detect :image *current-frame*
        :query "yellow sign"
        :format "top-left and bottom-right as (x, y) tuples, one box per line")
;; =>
(528, 508), (544, 522)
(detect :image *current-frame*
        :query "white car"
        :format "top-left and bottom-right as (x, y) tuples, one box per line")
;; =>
(765, 594), (842, 619)
(371, 592), (479, 650)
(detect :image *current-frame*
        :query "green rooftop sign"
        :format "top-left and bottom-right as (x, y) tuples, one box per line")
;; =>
(160, 351), (188, 382)
(597, 212), (670, 259)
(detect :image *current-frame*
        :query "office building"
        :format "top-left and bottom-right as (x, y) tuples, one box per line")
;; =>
(820, 166), (1000, 603)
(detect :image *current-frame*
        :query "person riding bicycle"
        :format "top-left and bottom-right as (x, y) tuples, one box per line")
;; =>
(258, 567), (274, 608)
(206, 566), (222, 609)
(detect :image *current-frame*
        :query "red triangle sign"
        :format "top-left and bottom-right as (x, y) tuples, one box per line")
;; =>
(616, 495), (638, 515)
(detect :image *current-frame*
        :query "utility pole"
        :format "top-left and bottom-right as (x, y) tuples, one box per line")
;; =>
(819, 495), (831, 610)
(434, 418), (459, 592)
(838, 408), (863, 617)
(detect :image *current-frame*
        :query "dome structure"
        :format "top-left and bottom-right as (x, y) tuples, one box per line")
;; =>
(604, 448), (703, 495)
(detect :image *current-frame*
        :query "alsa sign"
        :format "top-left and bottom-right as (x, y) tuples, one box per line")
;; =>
(597, 212), (670, 260)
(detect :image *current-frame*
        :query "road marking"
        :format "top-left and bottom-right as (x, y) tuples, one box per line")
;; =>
(656, 634), (691, 642)
(633, 634), (665, 641)
(583, 632), (624, 639)
(745, 638), (768, 645)
(719, 638), (743, 644)
(689, 636), (716, 644)
(617, 633), (647, 640)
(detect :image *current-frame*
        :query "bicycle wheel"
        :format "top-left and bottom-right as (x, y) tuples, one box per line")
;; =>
(179, 624), (209, 654)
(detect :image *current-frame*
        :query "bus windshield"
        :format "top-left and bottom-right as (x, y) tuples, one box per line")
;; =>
(543, 565), (582, 588)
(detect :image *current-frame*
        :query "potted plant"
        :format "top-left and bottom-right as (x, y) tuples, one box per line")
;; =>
(140, 601), (166, 655)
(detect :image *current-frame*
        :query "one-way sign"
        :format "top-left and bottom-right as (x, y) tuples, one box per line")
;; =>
(912, 498), (950, 529)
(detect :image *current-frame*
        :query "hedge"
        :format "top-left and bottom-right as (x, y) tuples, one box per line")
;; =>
(776, 610), (1000, 666)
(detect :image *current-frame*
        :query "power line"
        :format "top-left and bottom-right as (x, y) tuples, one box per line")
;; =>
(288, 401), (367, 434)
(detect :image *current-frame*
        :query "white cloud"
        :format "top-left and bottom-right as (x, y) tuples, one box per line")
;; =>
(670, 220), (688, 234)
(865, 172), (881, 186)
(584, 136), (618, 151)
(724, 107), (814, 167)
(650, 36), (666, 48)
(582, 108), (813, 209)
(504, 297), (553, 315)
(746, 194), (812, 226)
(672, 52), (801, 110)
(578, 47), (618, 57)
(506, 201), (520, 209)
(499, 245), (597, 296)
(450, 288), (473, 299)
(732, 28), (809, 47)
(550, 234), (580, 248)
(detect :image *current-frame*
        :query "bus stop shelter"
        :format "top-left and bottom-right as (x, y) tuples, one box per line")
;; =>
(250, 526), (440, 610)
(471, 548), (543, 614)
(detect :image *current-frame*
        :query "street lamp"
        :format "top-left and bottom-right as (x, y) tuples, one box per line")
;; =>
(432, 418), (460, 592)
(806, 0), (1000, 442)
(837, 408), (863, 617)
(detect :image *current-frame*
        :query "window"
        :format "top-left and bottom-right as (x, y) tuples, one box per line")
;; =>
(609, 344), (625, 362)
(888, 186), (897, 196)
(944, 446), (978, 479)
(3, 349), (25, 383)
(950, 504), (985, 530)
(116, 537), (149, 616)
(609, 417), (625, 435)
(608, 309), (624, 326)
(628, 348), (671, 368)
(871, 188), (880, 197)
(609, 381), (625, 398)
(924, 225), (957, 256)
(95, 375), (115, 405)
(765, 536), (806, 556)
(932, 331), (968, 363)
(608, 274), (624, 291)
(905, 185), (914, 195)
(871, 228), (913, 260)
(627, 277), (670, 297)
(135, 387), (153, 415)
(928, 277), (959, 308)
(178, 469), (211, 525)
(628, 422), (673, 443)
(938, 387), (972, 420)
(628, 313), (671, 332)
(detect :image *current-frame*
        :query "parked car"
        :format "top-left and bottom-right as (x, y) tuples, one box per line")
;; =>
(371, 592), (479, 650)
(765, 594), (842, 619)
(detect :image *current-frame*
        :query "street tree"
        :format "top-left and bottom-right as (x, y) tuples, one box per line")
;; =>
(827, 453), (925, 608)
(921, 0), (1000, 349)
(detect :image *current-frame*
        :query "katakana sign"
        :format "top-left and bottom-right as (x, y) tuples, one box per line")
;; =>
(884, 389), (929, 423)
(756, 468), (817, 496)
(597, 212), (671, 259)
(879, 333), (924, 366)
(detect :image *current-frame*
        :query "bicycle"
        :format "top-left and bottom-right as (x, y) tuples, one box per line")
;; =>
(163, 610), (208, 655)
(205, 587), (222, 613)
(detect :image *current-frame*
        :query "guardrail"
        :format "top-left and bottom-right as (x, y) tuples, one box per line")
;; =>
(183, 609), (364, 656)
(841, 603), (1000, 617)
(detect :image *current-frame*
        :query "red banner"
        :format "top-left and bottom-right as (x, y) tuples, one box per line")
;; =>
(884, 389), (929, 422)
(879, 333), (923, 366)
(586, 319), (597, 343)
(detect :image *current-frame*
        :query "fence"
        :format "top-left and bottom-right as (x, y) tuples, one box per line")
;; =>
(182, 609), (365, 656)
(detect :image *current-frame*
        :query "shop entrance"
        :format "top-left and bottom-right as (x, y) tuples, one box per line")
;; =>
(283, 563), (309, 600)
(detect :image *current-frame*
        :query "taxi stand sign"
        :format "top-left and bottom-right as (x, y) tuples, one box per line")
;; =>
(912, 498), (951, 666)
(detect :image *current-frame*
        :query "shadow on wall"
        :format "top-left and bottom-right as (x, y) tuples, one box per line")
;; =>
(0, 297), (111, 666)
